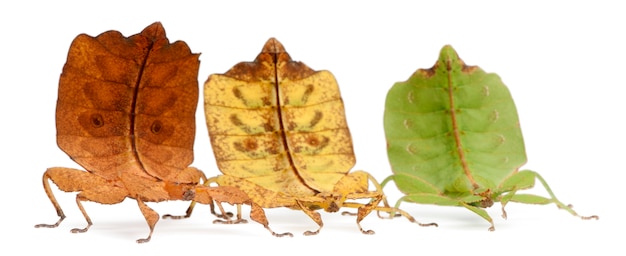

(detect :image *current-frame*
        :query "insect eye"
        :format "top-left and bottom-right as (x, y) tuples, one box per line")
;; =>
(151, 120), (163, 134)
(91, 114), (104, 127)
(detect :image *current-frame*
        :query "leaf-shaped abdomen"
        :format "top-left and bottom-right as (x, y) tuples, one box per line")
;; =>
(384, 45), (526, 194)
(56, 23), (199, 181)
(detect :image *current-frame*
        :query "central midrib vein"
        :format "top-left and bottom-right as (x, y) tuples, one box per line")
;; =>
(129, 41), (154, 173)
(446, 61), (478, 189)
(272, 54), (318, 193)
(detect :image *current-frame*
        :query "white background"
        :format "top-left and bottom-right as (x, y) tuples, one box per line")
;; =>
(1, 0), (622, 255)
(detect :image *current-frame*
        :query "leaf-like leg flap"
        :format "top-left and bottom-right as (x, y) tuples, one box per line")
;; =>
(250, 202), (293, 237)
(340, 193), (382, 234)
(295, 199), (323, 236)
(36, 167), (123, 230)
(136, 199), (159, 244)
(341, 172), (395, 218)
(460, 202), (495, 231)
(507, 170), (599, 220)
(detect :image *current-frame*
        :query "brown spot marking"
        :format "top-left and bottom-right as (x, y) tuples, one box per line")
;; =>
(150, 120), (163, 134)
(232, 87), (247, 104)
(307, 135), (321, 146)
(461, 64), (477, 73)
(262, 122), (274, 132)
(445, 58), (452, 71)
(307, 135), (329, 151)
(291, 134), (330, 153)
(234, 138), (259, 152)
(420, 67), (436, 77)
(309, 111), (322, 128)
(230, 114), (254, 134)
(263, 139), (281, 155)
(287, 121), (297, 131)
(301, 84), (314, 104)
(230, 114), (243, 126)
(420, 62), (438, 77)
(91, 113), (104, 128)
(261, 96), (271, 106)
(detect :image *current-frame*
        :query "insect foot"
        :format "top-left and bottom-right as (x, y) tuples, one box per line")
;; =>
(382, 45), (599, 231)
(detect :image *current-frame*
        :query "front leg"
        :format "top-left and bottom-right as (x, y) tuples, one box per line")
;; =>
(34, 169), (67, 229)
(136, 199), (158, 244)
(341, 192), (382, 234)
(35, 167), (127, 233)
(295, 199), (323, 236)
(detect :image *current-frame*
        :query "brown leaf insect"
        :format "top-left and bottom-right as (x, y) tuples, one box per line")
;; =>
(34, 22), (237, 243)
(168, 38), (437, 237)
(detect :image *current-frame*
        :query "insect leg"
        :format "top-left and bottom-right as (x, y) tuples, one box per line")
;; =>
(295, 199), (323, 236)
(460, 201), (495, 231)
(249, 202), (293, 237)
(507, 170), (599, 220)
(136, 199), (159, 243)
(163, 176), (232, 220)
(36, 167), (124, 232)
(341, 193), (383, 234)
(373, 204), (438, 227)
(69, 193), (93, 233)
(371, 173), (402, 219)
(212, 201), (247, 224)
(34, 170), (66, 228)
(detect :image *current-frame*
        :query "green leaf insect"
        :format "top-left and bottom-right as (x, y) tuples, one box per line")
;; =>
(381, 45), (598, 231)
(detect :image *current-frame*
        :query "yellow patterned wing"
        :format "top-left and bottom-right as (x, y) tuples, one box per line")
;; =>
(204, 38), (355, 197)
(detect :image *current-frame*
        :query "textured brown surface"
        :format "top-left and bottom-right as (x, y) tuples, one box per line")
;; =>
(37, 22), (202, 243)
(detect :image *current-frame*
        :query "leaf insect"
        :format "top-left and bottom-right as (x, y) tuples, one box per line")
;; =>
(167, 38), (436, 236)
(35, 22), (228, 243)
(381, 45), (599, 231)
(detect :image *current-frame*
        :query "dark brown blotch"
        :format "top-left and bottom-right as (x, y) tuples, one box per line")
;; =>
(91, 113), (104, 128)
(309, 111), (322, 128)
